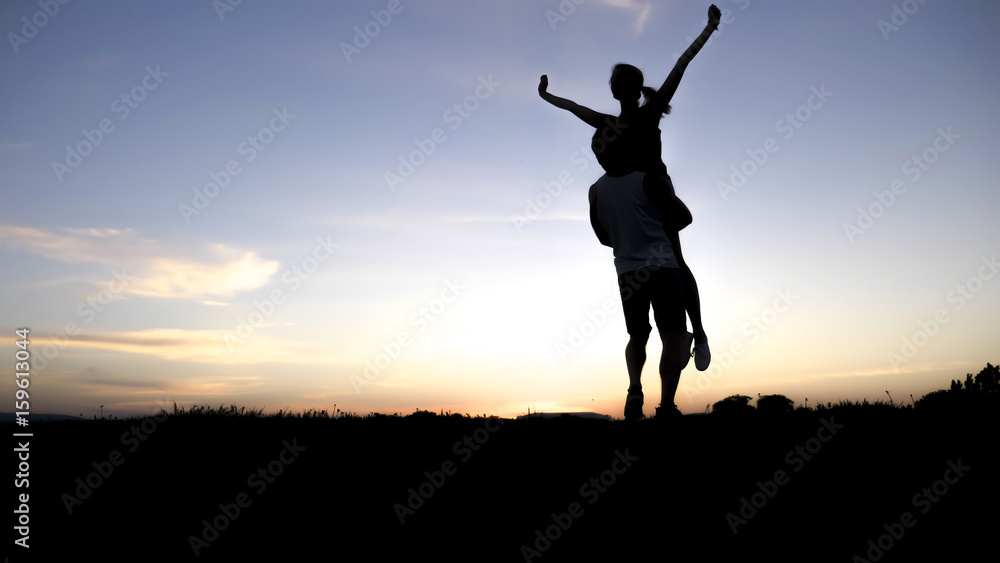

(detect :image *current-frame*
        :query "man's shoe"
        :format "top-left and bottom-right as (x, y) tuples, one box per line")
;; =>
(655, 404), (683, 419)
(624, 392), (644, 421)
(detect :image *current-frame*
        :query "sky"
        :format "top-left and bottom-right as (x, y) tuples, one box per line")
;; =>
(1, 0), (997, 419)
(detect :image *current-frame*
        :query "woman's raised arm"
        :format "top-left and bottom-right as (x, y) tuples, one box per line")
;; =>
(651, 4), (721, 111)
(539, 75), (613, 129)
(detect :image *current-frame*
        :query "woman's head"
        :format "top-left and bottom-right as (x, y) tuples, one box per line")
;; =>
(609, 63), (643, 101)
(610, 63), (670, 115)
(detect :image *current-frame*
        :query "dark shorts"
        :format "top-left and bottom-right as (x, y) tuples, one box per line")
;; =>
(618, 266), (685, 337)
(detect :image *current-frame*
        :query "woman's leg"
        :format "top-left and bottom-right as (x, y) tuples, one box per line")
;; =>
(666, 230), (710, 369)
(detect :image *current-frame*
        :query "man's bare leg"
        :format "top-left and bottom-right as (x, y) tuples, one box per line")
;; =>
(624, 333), (649, 419)
(625, 334), (648, 392)
(658, 330), (689, 414)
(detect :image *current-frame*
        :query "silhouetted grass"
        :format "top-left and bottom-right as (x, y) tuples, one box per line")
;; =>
(12, 365), (998, 561)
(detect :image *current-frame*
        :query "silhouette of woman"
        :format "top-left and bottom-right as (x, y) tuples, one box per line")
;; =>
(539, 4), (722, 376)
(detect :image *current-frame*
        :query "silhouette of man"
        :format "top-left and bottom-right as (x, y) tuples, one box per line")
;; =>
(588, 136), (690, 420)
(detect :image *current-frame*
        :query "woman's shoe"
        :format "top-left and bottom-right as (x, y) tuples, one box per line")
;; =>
(694, 339), (711, 371)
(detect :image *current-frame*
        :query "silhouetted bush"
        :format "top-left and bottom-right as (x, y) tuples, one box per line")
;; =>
(916, 363), (1000, 412)
(757, 394), (794, 415)
(711, 394), (754, 415)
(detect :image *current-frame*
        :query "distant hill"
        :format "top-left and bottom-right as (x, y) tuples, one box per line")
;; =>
(0, 412), (83, 423)
(516, 411), (612, 420)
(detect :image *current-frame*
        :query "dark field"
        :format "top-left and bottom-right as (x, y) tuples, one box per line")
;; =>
(8, 399), (999, 562)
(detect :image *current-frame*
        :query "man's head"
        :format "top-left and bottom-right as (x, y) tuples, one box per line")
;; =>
(593, 124), (637, 177)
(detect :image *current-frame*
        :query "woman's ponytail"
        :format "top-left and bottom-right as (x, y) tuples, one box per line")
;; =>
(641, 86), (671, 116)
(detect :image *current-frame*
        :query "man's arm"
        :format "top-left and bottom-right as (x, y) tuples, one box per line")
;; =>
(540, 75), (613, 129)
(589, 184), (612, 247)
(649, 5), (721, 112)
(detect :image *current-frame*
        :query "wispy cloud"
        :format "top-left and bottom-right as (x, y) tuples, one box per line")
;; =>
(599, 0), (654, 36)
(64, 367), (172, 390)
(2, 224), (157, 264)
(42, 328), (342, 366)
(41, 366), (268, 410)
(753, 361), (971, 387)
(129, 247), (279, 300)
(0, 224), (279, 300)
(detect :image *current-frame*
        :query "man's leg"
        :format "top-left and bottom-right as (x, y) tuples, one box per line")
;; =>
(624, 328), (651, 421)
(625, 333), (649, 393)
(659, 330), (688, 407)
(649, 266), (687, 413)
(620, 268), (653, 419)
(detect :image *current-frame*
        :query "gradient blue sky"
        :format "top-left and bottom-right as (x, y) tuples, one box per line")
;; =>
(1, 0), (997, 419)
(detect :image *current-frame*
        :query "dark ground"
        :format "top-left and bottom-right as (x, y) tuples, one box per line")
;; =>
(7, 403), (999, 562)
